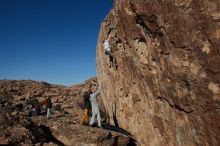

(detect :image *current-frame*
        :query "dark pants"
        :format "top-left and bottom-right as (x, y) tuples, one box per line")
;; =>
(105, 51), (116, 67)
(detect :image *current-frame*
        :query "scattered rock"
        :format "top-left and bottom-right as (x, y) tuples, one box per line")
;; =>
(0, 79), (130, 145)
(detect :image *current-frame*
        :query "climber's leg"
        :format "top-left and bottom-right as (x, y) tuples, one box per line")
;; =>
(90, 108), (97, 126)
(97, 109), (102, 127)
(80, 109), (89, 124)
(106, 51), (116, 68)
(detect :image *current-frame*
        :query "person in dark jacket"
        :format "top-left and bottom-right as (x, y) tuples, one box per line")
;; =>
(42, 96), (52, 118)
(80, 89), (92, 125)
(28, 98), (41, 116)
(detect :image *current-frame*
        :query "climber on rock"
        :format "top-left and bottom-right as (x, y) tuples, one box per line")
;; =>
(103, 32), (117, 70)
(80, 89), (92, 125)
(89, 86), (102, 128)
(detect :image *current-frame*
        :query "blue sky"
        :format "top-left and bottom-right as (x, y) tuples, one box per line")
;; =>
(0, 0), (113, 86)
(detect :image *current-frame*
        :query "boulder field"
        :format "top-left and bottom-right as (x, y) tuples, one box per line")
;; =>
(0, 79), (131, 146)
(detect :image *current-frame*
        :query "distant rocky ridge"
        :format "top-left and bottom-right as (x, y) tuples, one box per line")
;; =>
(97, 0), (220, 145)
(0, 79), (131, 146)
(0, 80), (70, 107)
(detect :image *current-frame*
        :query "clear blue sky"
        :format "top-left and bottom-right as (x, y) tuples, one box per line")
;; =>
(0, 0), (113, 86)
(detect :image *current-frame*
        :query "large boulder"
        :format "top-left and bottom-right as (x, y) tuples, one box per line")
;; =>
(96, 0), (220, 145)
(32, 115), (130, 146)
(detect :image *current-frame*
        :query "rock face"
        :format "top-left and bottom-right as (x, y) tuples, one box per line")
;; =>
(96, 0), (220, 145)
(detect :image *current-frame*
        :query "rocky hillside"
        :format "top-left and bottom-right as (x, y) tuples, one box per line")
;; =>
(96, 0), (220, 145)
(0, 79), (131, 145)
(0, 80), (70, 106)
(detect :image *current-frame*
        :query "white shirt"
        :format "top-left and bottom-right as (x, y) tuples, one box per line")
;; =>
(103, 40), (111, 52)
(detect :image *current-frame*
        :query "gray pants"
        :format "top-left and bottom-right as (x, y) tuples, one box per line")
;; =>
(106, 51), (116, 67)
(47, 108), (51, 118)
(89, 107), (101, 127)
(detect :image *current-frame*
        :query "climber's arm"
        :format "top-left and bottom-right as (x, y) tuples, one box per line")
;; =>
(107, 31), (113, 41)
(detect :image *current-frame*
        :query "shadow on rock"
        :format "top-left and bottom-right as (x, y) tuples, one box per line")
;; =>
(102, 123), (137, 146)
(35, 124), (65, 146)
